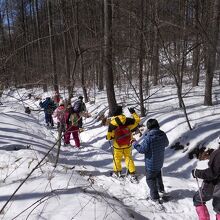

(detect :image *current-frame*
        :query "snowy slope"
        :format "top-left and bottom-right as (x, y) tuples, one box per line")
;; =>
(0, 83), (220, 220)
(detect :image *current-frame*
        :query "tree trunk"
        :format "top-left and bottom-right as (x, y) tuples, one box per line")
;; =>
(60, 0), (72, 101)
(98, 0), (104, 91)
(138, 0), (145, 117)
(104, 0), (117, 116)
(34, 0), (41, 55)
(192, 0), (200, 87)
(192, 40), (200, 87)
(204, 0), (220, 105)
(6, 0), (12, 48)
(47, 0), (59, 92)
(21, 0), (29, 84)
(152, 0), (159, 86)
(75, 1), (88, 103)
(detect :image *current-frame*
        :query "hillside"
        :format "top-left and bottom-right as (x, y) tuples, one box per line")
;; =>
(0, 82), (220, 220)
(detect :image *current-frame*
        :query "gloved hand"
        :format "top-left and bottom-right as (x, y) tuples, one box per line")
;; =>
(128, 107), (135, 114)
(191, 169), (197, 178)
(130, 138), (136, 145)
(130, 139), (138, 148)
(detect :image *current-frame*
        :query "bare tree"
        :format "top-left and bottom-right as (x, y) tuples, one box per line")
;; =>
(47, 0), (59, 92)
(98, 0), (104, 91)
(192, 0), (201, 87)
(104, 0), (117, 116)
(138, 0), (146, 117)
(151, 0), (159, 86)
(204, 0), (220, 105)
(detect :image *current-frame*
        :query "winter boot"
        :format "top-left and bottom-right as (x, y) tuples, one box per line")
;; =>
(129, 173), (138, 183)
(116, 171), (122, 178)
(147, 197), (163, 205)
(110, 171), (122, 178)
(216, 214), (220, 220)
(195, 205), (210, 220)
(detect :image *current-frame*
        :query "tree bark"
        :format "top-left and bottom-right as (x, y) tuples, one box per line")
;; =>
(98, 0), (104, 91)
(192, 0), (200, 87)
(60, 0), (72, 101)
(204, 0), (220, 105)
(152, 0), (159, 86)
(138, 0), (145, 117)
(104, 0), (117, 116)
(74, 1), (88, 103)
(47, 0), (59, 92)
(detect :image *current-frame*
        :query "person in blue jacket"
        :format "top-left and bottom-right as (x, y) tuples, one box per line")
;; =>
(132, 118), (169, 203)
(39, 97), (56, 127)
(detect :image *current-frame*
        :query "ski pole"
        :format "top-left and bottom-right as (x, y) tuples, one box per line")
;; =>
(195, 176), (205, 204)
(54, 123), (76, 167)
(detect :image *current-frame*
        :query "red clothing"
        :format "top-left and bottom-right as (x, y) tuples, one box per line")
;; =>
(52, 105), (65, 123)
(64, 112), (80, 148)
(53, 95), (60, 105)
(64, 125), (80, 147)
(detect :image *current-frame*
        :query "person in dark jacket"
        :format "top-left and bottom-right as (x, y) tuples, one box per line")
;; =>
(132, 119), (169, 202)
(39, 97), (56, 127)
(192, 146), (220, 220)
(72, 96), (87, 129)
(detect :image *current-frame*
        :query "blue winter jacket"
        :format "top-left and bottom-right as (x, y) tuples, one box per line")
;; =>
(134, 128), (169, 171)
(39, 97), (56, 113)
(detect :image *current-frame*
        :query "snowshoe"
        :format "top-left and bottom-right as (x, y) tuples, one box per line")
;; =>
(110, 171), (122, 178)
(147, 197), (163, 204)
(128, 174), (139, 184)
(146, 197), (166, 211)
(159, 191), (170, 202)
(109, 171), (124, 181)
(63, 143), (71, 147)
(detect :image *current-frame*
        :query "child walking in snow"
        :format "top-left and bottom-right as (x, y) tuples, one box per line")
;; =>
(72, 96), (87, 129)
(192, 144), (220, 220)
(64, 103), (80, 148)
(53, 99), (66, 131)
(52, 99), (66, 148)
(132, 119), (169, 203)
(106, 105), (140, 180)
(39, 97), (56, 127)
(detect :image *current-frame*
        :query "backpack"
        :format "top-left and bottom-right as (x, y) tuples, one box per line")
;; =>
(69, 113), (79, 126)
(114, 125), (131, 146)
(47, 102), (56, 114)
(73, 100), (82, 113)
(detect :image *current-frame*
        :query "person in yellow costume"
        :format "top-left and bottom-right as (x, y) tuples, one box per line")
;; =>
(106, 105), (140, 179)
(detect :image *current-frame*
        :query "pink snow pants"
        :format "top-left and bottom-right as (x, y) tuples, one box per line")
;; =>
(64, 125), (80, 147)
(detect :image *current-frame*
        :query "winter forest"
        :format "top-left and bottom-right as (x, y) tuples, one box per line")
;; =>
(0, 0), (219, 113)
(0, 0), (220, 220)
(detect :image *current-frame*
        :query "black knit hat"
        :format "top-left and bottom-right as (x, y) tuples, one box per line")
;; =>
(147, 119), (160, 130)
(78, 96), (83, 100)
(112, 105), (123, 116)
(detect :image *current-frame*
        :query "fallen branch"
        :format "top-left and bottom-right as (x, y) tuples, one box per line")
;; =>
(0, 129), (67, 214)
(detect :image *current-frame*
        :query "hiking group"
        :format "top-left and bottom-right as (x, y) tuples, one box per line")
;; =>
(106, 105), (169, 197)
(39, 92), (87, 148)
(39, 93), (220, 219)
(107, 105), (220, 219)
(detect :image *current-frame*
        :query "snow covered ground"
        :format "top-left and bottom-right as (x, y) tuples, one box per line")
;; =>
(0, 82), (220, 220)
